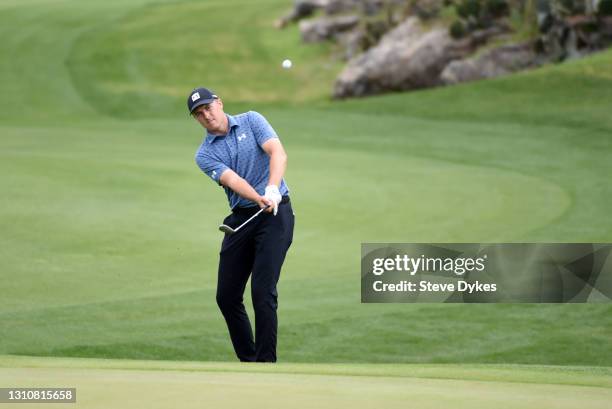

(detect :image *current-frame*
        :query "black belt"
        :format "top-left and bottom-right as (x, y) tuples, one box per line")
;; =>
(232, 196), (290, 214)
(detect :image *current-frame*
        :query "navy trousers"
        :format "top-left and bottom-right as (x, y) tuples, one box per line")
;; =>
(216, 198), (294, 362)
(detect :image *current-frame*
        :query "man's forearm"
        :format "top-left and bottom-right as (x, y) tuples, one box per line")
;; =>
(267, 151), (287, 188)
(221, 170), (262, 203)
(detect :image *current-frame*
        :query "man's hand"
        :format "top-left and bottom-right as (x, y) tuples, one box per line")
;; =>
(256, 195), (274, 212)
(264, 185), (282, 216)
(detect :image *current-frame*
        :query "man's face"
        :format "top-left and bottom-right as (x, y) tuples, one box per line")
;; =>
(192, 98), (224, 131)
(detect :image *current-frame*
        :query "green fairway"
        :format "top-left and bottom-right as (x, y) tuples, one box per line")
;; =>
(1, 0), (612, 382)
(1, 356), (611, 409)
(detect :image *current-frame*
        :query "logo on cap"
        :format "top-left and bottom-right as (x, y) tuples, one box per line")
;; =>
(191, 92), (200, 102)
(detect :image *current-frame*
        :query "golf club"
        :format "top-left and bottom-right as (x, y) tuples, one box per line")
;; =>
(218, 205), (269, 235)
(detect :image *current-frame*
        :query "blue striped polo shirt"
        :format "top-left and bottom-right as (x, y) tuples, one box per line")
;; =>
(195, 111), (290, 209)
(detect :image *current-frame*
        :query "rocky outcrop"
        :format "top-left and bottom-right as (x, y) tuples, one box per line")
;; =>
(440, 43), (539, 85)
(280, 0), (612, 98)
(333, 18), (507, 98)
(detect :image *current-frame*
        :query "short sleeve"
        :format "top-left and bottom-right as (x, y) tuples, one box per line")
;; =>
(248, 111), (278, 146)
(195, 151), (229, 185)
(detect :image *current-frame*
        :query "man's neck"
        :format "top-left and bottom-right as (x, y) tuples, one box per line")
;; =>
(209, 114), (230, 136)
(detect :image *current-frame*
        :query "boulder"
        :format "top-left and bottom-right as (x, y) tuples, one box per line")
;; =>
(275, 0), (329, 28)
(277, 0), (408, 26)
(299, 15), (361, 43)
(411, 0), (444, 20)
(440, 43), (538, 85)
(600, 16), (612, 37)
(336, 27), (367, 60)
(333, 17), (503, 98)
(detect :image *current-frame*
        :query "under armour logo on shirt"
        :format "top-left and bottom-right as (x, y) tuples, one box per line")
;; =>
(238, 133), (247, 142)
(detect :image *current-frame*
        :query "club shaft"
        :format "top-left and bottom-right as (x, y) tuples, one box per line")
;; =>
(234, 207), (266, 232)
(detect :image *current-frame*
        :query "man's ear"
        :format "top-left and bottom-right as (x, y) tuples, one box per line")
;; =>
(217, 98), (223, 109)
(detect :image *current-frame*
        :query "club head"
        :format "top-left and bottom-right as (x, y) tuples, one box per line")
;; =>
(218, 224), (236, 235)
(218, 205), (269, 235)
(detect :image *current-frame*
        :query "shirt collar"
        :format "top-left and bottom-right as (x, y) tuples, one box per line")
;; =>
(207, 114), (239, 142)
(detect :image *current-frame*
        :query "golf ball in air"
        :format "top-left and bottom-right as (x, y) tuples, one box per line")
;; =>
(282, 59), (292, 69)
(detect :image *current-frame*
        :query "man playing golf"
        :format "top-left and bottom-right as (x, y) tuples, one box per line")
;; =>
(188, 87), (294, 363)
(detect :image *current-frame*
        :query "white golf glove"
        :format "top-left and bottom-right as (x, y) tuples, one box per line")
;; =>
(264, 185), (282, 216)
